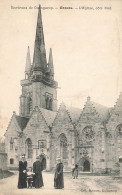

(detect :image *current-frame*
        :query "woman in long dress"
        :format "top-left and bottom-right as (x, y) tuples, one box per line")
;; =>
(54, 157), (64, 189)
(18, 154), (27, 189)
(33, 156), (44, 188)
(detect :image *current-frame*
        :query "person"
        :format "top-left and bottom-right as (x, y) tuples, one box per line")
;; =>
(18, 154), (27, 189)
(33, 156), (44, 188)
(54, 157), (64, 189)
(27, 167), (35, 188)
(72, 164), (78, 179)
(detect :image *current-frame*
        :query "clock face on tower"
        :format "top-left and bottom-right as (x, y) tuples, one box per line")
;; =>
(82, 126), (95, 142)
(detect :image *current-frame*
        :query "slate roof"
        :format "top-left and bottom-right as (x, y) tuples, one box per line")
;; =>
(65, 105), (82, 123)
(40, 105), (81, 126)
(66, 102), (111, 124)
(15, 101), (112, 130)
(91, 101), (111, 123)
(39, 107), (57, 126)
(15, 115), (29, 130)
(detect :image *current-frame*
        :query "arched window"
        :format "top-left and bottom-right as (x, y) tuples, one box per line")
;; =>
(10, 137), (14, 150)
(25, 138), (32, 159)
(59, 134), (68, 160)
(46, 96), (49, 109)
(45, 94), (53, 110)
(49, 98), (53, 110)
(27, 97), (32, 114)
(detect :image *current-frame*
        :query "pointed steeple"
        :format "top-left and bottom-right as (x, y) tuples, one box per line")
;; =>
(33, 5), (47, 71)
(47, 48), (54, 79)
(25, 46), (31, 73)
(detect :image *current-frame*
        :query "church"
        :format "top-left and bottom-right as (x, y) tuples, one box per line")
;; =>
(5, 6), (122, 174)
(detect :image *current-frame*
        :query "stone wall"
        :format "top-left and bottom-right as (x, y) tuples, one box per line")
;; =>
(0, 153), (7, 171)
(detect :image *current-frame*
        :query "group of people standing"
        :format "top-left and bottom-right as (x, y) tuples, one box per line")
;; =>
(18, 154), (64, 189)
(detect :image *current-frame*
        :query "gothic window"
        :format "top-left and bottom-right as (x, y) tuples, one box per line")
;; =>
(116, 124), (122, 137)
(10, 143), (13, 150)
(59, 134), (68, 159)
(10, 138), (14, 150)
(25, 138), (32, 159)
(49, 98), (53, 110)
(82, 126), (95, 142)
(10, 158), (14, 164)
(46, 96), (49, 109)
(45, 93), (53, 110)
(27, 97), (32, 114)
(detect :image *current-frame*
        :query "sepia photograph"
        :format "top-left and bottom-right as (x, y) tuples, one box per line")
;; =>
(0, 0), (122, 194)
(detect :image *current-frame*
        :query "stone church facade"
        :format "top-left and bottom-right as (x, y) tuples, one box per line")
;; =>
(5, 6), (122, 174)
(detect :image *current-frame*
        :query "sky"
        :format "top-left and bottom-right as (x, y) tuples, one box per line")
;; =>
(0, 0), (122, 136)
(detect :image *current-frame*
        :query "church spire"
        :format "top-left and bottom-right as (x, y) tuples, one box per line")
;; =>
(48, 48), (54, 79)
(25, 46), (31, 73)
(33, 5), (47, 71)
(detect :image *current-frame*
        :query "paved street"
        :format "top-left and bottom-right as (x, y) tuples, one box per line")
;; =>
(0, 171), (122, 195)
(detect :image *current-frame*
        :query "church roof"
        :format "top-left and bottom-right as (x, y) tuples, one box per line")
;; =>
(65, 105), (82, 123)
(39, 107), (57, 126)
(65, 100), (111, 124)
(15, 101), (112, 130)
(15, 115), (29, 130)
(91, 101), (111, 123)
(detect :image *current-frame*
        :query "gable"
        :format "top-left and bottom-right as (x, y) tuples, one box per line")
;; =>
(107, 93), (122, 125)
(24, 107), (49, 135)
(5, 113), (21, 137)
(77, 97), (100, 125)
(52, 103), (74, 132)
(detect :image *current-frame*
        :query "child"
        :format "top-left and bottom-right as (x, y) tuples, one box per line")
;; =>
(72, 164), (78, 179)
(27, 167), (35, 188)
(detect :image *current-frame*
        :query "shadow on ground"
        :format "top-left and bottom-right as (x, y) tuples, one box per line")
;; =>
(0, 170), (14, 179)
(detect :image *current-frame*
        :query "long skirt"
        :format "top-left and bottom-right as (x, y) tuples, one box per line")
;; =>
(18, 172), (27, 189)
(34, 173), (44, 188)
(54, 172), (64, 189)
(72, 169), (78, 178)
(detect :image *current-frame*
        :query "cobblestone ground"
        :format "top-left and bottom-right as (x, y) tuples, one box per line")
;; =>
(0, 171), (122, 195)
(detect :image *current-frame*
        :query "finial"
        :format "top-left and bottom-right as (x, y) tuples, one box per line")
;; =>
(87, 96), (91, 101)
(25, 46), (31, 73)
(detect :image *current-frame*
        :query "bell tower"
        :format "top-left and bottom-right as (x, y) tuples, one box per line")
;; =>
(20, 5), (58, 117)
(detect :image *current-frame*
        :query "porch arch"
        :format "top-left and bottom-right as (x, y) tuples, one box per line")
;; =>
(79, 157), (91, 172)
